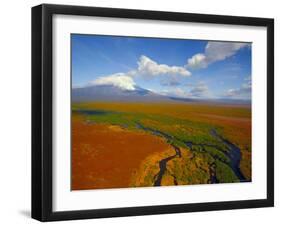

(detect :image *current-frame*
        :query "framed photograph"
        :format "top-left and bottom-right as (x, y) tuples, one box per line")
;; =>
(32, 4), (274, 221)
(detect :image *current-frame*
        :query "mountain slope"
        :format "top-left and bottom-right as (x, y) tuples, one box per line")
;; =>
(72, 85), (170, 102)
(72, 84), (251, 106)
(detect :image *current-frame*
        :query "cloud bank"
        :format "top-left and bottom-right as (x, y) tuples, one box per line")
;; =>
(88, 55), (191, 91)
(189, 83), (209, 97)
(160, 76), (181, 87)
(187, 42), (249, 69)
(90, 73), (136, 90)
(137, 55), (191, 77)
(161, 82), (210, 98)
(224, 76), (251, 98)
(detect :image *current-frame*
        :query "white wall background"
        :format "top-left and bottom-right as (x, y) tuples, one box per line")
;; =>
(0, 0), (279, 225)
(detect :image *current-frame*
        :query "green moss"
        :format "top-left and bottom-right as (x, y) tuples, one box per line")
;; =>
(215, 160), (239, 183)
(73, 107), (241, 185)
(204, 146), (230, 164)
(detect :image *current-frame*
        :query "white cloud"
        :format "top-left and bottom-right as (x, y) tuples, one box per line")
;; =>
(187, 41), (249, 69)
(173, 88), (189, 97)
(161, 82), (210, 98)
(224, 78), (251, 98)
(161, 88), (190, 98)
(161, 76), (181, 86)
(189, 83), (209, 97)
(90, 73), (136, 90)
(87, 55), (191, 91)
(138, 55), (191, 77)
(187, 53), (207, 69)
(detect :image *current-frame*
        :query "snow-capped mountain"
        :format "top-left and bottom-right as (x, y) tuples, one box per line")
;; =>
(72, 84), (170, 102)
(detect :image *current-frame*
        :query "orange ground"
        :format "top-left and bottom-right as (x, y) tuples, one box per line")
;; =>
(71, 102), (252, 188)
(71, 116), (171, 190)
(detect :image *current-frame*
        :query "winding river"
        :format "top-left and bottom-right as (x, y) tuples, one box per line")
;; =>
(210, 129), (246, 181)
(75, 109), (246, 185)
(153, 145), (181, 186)
(135, 123), (183, 186)
(136, 122), (246, 185)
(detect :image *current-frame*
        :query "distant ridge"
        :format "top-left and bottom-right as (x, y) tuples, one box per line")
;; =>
(72, 84), (251, 106)
(169, 97), (251, 105)
(72, 84), (170, 102)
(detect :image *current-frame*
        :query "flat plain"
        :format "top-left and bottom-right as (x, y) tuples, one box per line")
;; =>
(71, 101), (251, 190)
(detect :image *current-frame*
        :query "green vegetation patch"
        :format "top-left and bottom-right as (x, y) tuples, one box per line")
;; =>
(74, 105), (244, 185)
(215, 160), (239, 183)
(204, 146), (230, 164)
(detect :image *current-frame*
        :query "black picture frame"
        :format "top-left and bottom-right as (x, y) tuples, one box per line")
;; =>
(32, 3), (274, 222)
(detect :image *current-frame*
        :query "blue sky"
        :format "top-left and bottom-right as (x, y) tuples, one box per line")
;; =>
(72, 34), (252, 100)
